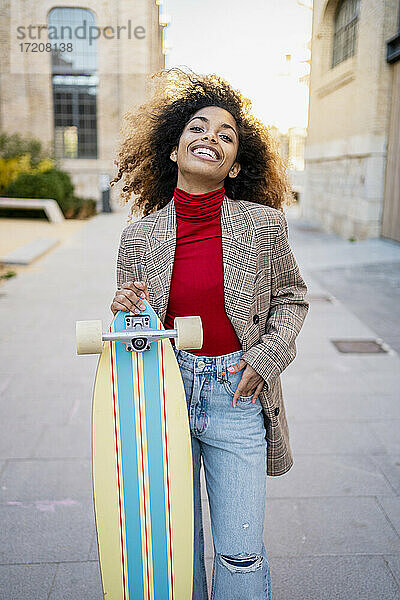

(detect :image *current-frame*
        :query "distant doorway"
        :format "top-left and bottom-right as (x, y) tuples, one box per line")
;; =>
(382, 61), (400, 242)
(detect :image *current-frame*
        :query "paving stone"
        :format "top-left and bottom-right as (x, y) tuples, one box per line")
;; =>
(265, 454), (395, 497)
(0, 459), (92, 502)
(289, 421), (387, 455)
(205, 556), (213, 597)
(378, 497), (400, 538)
(1, 237), (59, 265)
(298, 314), (376, 340)
(285, 392), (400, 421)
(0, 563), (56, 600)
(48, 561), (103, 600)
(264, 497), (400, 557)
(353, 353), (400, 373)
(32, 422), (91, 459)
(1, 363), (97, 392)
(385, 554), (400, 589)
(370, 455), (400, 495)
(370, 422), (400, 454)
(269, 555), (400, 600)
(0, 421), (46, 460)
(87, 531), (99, 561)
(1, 209), (399, 599)
(294, 234), (400, 271)
(66, 396), (93, 426)
(282, 369), (396, 396)
(311, 261), (400, 354)
(289, 348), (398, 372)
(202, 489), (213, 561)
(0, 502), (94, 563)
(0, 388), (78, 427)
(0, 374), (13, 396)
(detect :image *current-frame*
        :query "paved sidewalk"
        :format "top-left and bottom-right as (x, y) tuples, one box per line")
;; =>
(0, 207), (399, 599)
(0, 216), (86, 280)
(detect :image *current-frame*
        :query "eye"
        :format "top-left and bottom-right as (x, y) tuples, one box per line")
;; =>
(220, 133), (233, 142)
(189, 126), (203, 132)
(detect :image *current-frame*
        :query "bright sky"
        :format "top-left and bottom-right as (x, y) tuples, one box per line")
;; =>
(162, 0), (313, 133)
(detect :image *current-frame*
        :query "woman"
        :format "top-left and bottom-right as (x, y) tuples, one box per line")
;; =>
(110, 67), (309, 600)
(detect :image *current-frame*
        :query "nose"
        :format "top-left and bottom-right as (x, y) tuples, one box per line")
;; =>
(202, 132), (217, 143)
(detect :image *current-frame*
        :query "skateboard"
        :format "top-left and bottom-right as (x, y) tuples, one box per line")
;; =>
(76, 300), (203, 599)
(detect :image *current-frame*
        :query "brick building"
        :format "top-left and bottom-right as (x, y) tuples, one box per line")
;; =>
(0, 0), (165, 204)
(303, 0), (400, 241)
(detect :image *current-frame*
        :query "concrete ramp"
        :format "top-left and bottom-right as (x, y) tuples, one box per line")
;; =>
(1, 237), (59, 265)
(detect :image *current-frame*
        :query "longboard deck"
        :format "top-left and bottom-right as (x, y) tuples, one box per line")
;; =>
(92, 303), (194, 599)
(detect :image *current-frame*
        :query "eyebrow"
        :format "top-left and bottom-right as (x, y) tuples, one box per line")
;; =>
(187, 115), (238, 138)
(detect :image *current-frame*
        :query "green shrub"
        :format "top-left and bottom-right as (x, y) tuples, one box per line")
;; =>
(0, 269), (17, 281)
(0, 133), (56, 192)
(0, 133), (53, 167)
(0, 168), (97, 218)
(0, 134), (97, 220)
(72, 197), (97, 219)
(3, 170), (65, 206)
(1, 180), (98, 220)
(50, 168), (74, 199)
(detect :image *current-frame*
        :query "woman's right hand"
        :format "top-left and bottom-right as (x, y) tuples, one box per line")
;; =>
(110, 281), (150, 315)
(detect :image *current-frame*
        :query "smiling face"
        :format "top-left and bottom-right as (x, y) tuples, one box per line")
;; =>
(170, 105), (241, 194)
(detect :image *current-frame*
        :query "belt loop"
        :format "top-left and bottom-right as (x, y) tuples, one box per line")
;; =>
(216, 356), (223, 381)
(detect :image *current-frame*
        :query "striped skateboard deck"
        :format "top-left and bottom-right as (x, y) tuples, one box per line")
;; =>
(91, 303), (194, 599)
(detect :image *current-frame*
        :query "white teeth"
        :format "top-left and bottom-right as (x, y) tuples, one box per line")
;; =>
(192, 147), (218, 159)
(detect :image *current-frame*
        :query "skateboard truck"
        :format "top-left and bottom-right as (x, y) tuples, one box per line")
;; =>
(104, 315), (184, 353)
(76, 313), (203, 355)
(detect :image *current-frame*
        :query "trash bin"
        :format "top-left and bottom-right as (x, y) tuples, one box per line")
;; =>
(98, 174), (112, 213)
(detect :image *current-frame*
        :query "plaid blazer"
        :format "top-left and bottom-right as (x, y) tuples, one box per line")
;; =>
(116, 195), (309, 476)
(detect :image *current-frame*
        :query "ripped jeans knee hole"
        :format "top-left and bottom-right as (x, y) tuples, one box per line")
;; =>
(219, 553), (263, 573)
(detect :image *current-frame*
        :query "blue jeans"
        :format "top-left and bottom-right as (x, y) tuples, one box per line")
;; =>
(172, 346), (271, 600)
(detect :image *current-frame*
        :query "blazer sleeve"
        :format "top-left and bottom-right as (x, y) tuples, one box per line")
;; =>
(116, 229), (131, 289)
(116, 226), (145, 289)
(241, 211), (309, 390)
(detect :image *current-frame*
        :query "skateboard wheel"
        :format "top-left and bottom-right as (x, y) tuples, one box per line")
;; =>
(174, 316), (203, 350)
(76, 320), (103, 354)
(132, 337), (147, 351)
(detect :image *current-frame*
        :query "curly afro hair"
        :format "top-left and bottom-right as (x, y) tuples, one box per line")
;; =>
(110, 67), (294, 219)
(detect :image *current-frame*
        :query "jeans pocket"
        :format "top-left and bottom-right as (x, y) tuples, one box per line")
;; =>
(222, 373), (254, 402)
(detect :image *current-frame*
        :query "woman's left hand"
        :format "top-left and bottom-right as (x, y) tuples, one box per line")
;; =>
(227, 360), (265, 408)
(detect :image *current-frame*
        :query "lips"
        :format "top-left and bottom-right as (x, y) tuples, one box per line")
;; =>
(190, 144), (221, 161)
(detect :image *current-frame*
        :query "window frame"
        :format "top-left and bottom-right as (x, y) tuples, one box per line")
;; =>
(48, 7), (98, 159)
(331, 0), (360, 68)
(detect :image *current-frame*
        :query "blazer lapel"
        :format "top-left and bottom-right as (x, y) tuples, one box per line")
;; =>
(220, 196), (257, 342)
(144, 195), (257, 342)
(143, 196), (176, 321)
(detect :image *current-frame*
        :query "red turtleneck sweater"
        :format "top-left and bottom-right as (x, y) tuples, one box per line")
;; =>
(163, 186), (242, 356)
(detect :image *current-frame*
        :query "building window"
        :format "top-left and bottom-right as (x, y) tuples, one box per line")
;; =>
(52, 75), (98, 158)
(48, 8), (98, 159)
(332, 0), (360, 68)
